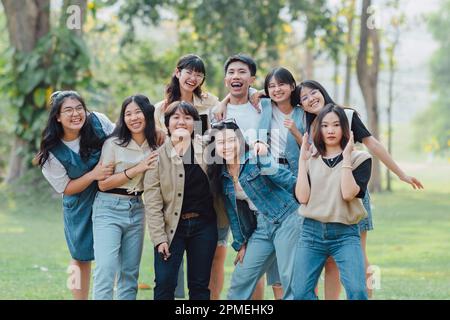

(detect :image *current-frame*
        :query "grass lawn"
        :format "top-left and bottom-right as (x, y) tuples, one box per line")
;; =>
(0, 156), (448, 300)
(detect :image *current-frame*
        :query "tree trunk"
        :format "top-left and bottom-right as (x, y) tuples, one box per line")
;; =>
(2, 0), (50, 183)
(356, 0), (381, 192)
(386, 22), (400, 192)
(305, 44), (314, 79)
(333, 57), (340, 102)
(343, 0), (355, 106)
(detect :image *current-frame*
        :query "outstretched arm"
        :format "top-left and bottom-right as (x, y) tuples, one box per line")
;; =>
(362, 136), (424, 189)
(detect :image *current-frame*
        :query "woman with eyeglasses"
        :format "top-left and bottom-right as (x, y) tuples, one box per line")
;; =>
(37, 91), (115, 299)
(154, 54), (228, 300)
(207, 120), (301, 300)
(154, 54), (219, 135)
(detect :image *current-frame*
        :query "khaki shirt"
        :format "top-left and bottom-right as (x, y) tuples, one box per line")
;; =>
(144, 136), (227, 247)
(100, 137), (153, 192)
(154, 92), (219, 134)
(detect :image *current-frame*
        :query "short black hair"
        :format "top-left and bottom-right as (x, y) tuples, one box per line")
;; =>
(224, 54), (257, 76)
(164, 101), (200, 136)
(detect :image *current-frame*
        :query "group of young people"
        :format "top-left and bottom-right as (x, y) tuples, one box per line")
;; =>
(37, 53), (423, 300)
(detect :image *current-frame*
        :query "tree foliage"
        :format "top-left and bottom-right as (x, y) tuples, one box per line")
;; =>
(413, 0), (450, 155)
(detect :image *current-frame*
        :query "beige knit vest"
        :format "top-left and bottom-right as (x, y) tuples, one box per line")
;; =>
(300, 150), (372, 225)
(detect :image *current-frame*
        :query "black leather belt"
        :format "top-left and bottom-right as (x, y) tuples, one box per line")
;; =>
(103, 188), (143, 196)
(277, 158), (288, 164)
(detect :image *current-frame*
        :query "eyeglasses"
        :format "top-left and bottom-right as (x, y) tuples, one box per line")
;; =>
(300, 89), (319, 104)
(182, 69), (205, 81)
(60, 105), (85, 116)
(211, 118), (237, 129)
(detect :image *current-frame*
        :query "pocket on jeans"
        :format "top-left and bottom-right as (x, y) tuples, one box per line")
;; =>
(299, 226), (315, 248)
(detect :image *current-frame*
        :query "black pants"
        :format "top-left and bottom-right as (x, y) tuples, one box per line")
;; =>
(153, 216), (218, 300)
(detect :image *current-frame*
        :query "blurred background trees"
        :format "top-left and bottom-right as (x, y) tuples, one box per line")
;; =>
(0, 0), (447, 191)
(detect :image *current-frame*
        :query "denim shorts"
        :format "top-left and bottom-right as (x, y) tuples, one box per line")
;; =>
(358, 191), (374, 232)
(217, 226), (230, 247)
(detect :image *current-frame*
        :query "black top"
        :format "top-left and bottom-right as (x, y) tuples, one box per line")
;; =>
(320, 154), (372, 198)
(306, 112), (372, 143)
(180, 144), (216, 219)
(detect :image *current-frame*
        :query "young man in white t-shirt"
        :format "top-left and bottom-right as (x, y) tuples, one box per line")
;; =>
(222, 55), (262, 142)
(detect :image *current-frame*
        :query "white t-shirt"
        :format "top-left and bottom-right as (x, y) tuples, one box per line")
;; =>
(42, 112), (115, 194)
(270, 105), (292, 159)
(226, 101), (262, 143)
(234, 181), (258, 211)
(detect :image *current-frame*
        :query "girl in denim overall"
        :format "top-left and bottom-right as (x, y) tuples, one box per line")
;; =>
(38, 91), (114, 299)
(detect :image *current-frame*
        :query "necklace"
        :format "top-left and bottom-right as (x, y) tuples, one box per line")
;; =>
(323, 154), (342, 169)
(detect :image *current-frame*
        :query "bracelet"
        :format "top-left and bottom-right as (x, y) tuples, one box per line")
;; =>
(123, 169), (132, 180)
(342, 165), (353, 170)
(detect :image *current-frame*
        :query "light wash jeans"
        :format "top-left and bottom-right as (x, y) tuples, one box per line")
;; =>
(227, 210), (301, 300)
(292, 217), (368, 300)
(92, 192), (145, 300)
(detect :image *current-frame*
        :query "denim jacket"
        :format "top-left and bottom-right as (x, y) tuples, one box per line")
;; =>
(258, 98), (305, 176)
(221, 152), (299, 251)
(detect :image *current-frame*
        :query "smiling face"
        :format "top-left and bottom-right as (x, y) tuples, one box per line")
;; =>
(267, 77), (295, 105)
(176, 67), (205, 94)
(168, 108), (195, 137)
(215, 129), (241, 163)
(57, 98), (86, 133)
(124, 101), (146, 136)
(320, 111), (343, 148)
(300, 86), (325, 115)
(224, 61), (255, 99)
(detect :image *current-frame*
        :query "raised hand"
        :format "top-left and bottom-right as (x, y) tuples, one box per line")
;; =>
(249, 90), (264, 112)
(343, 131), (355, 160)
(300, 132), (313, 161)
(253, 141), (268, 157)
(213, 94), (230, 121)
(284, 118), (300, 134)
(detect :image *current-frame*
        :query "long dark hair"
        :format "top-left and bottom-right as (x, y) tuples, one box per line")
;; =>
(112, 94), (158, 150)
(313, 104), (350, 158)
(206, 121), (249, 196)
(298, 80), (338, 132)
(264, 67), (299, 107)
(37, 91), (106, 167)
(164, 54), (206, 110)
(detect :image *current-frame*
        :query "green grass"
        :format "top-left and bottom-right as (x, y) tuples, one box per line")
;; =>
(0, 157), (449, 300)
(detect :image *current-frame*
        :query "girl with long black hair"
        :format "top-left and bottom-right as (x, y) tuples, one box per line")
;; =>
(38, 90), (115, 299)
(91, 94), (159, 300)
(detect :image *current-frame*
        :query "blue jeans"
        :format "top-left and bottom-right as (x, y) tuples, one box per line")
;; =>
(293, 217), (368, 300)
(154, 216), (217, 300)
(92, 192), (145, 300)
(227, 211), (300, 300)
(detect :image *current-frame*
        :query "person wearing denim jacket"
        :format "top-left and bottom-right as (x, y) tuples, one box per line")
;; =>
(207, 120), (301, 300)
